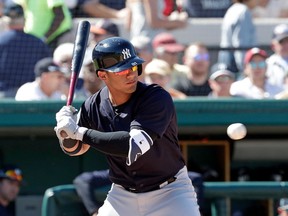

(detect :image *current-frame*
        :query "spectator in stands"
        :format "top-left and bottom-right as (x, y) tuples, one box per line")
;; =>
(53, 43), (75, 99)
(230, 47), (283, 98)
(53, 42), (74, 71)
(65, 0), (127, 19)
(131, 35), (153, 82)
(145, 58), (187, 99)
(126, 0), (188, 39)
(75, 47), (104, 100)
(181, 0), (231, 18)
(15, 57), (68, 101)
(0, 165), (23, 216)
(266, 24), (288, 88)
(0, 3), (51, 98)
(89, 19), (120, 47)
(218, 0), (258, 75)
(208, 63), (235, 98)
(171, 42), (212, 96)
(278, 198), (288, 216)
(152, 32), (187, 86)
(252, 0), (288, 18)
(14, 0), (72, 51)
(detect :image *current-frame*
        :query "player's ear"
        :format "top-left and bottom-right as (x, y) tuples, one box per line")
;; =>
(98, 71), (107, 80)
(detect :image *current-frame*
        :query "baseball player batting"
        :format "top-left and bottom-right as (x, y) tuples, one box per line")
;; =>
(54, 37), (200, 216)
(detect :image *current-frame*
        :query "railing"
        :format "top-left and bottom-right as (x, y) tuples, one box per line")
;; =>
(41, 182), (288, 216)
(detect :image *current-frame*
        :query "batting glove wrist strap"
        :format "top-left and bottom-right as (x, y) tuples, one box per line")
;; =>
(126, 129), (153, 166)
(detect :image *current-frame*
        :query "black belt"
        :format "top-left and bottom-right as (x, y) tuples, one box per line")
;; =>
(124, 176), (177, 193)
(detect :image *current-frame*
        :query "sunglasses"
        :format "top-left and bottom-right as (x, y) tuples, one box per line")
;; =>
(193, 53), (209, 61)
(3, 169), (23, 182)
(249, 61), (266, 69)
(215, 76), (233, 83)
(114, 65), (138, 76)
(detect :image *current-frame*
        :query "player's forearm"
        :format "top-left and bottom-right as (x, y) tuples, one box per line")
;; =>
(83, 130), (130, 157)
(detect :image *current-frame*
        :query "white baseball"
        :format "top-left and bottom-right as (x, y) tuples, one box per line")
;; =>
(227, 123), (247, 140)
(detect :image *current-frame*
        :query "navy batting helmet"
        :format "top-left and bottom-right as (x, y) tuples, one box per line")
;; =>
(92, 37), (145, 75)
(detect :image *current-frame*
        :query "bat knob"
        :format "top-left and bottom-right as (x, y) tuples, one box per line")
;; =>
(60, 130), (68, 138)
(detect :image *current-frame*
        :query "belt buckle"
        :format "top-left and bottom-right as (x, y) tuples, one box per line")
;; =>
(128, 187), (137, 192)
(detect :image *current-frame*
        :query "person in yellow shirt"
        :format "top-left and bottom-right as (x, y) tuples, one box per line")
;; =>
(14, 0), (72, 51)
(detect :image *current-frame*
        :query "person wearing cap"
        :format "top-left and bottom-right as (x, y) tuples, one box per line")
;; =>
(152, 32), (189, 86)
(90, 19), (120, 47)
(145, 58), (187, 99)
(53, 42), (86, 99)
(15, 57), (68, 101)
(75, 47), (104, 100)
(0, 165), (23, 216)
(53, 43), (74, 69)
(266, 24), (288, 88)
(0, 3), (51, 98)
(54, 37), (201, 216)
(278, 198), (288, 216)
(171, 42), (212, 96)
(230, 47), (283, 99)
(208, 63), (235, 98)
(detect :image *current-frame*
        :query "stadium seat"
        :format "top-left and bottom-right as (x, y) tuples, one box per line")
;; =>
(41, 184), (110, 216)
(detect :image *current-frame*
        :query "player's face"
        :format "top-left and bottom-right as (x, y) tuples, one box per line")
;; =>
(99, 66), (138, 95)
(0, 179), (20, 203)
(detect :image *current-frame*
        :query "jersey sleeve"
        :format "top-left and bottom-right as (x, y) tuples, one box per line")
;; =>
(131, 85), (175, 137)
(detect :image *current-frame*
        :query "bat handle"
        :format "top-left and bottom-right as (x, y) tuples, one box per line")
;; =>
(66, 72), (78, 106)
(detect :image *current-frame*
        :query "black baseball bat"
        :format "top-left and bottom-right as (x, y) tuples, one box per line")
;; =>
(60, 20), (90, 138)
(67, 20), (91, 105)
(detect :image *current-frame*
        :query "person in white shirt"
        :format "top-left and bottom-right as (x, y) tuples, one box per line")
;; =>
(230, 47), (283, 99)
(266, 24), (288, 89)
(15, 57), (68, 101)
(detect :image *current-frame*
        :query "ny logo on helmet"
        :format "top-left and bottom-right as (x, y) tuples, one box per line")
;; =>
(122, 48), (131, 60)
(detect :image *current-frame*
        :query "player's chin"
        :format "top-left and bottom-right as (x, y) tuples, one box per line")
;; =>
(126, 80), (137, 91)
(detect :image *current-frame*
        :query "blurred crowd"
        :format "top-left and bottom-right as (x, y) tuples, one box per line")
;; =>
(0, 0), (287, 101)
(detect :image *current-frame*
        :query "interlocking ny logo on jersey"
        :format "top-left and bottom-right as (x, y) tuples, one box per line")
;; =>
(122, 48), (131, 59)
